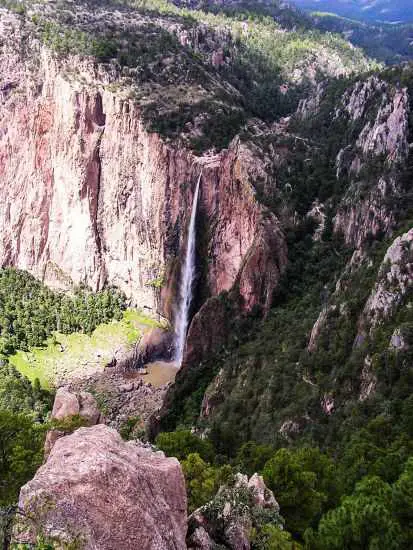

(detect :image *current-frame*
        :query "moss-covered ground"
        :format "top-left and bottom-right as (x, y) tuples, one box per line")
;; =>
(9, 309), (160, 388)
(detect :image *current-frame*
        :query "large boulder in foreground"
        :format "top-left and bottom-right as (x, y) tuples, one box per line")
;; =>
(14, 425), (187, 550)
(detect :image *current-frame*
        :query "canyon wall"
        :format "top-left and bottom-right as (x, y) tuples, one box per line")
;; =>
(0, 19), (286, 322)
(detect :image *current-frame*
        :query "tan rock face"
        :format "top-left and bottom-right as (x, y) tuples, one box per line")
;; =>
(51, 388), (80, 420)
(51, 387), (101, 424)
(45, 387), (102, 456)
(15, 425), (187, 550)
(0, 30), (286, 323)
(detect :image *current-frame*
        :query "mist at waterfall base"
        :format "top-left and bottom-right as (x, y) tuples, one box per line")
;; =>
(174, 174), (201, 366)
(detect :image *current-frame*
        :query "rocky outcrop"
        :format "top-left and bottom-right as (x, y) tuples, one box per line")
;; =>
(309, 230), (413, 354)
(334, 78), (409, 248)
(200, 367), (226, 419)
(297, 82), (325, 119)
(390, 327), (410, 351)
(51, 387), (101, 424)
(307, 249), (365, 352)
(44, 387), (102, 456)
(359, 355), (377, 402)
(338, 76), (384, 122)
(0, 13), (286, 325)
(15, 425), (187, 550)
(136, 327), (174, 365)
(334, 176), (400, 248)
(50, 388), (82, 421)
(118, 327), (174, 370)
(360, 228), (413, 332)
(356, 88), (408, 162)
(187, 473), (281, 550)
(68, 366), (172, 433)
(308, 307), (330, 352)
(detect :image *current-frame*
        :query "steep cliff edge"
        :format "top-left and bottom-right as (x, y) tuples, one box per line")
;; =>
(4, 2), (413, 547)
(0, 6), (289, 327)
(3, 0), (412, 470)
(0, 0), (378, 325)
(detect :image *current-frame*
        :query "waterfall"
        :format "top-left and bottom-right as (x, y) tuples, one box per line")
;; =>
(175, 172), (201, 366)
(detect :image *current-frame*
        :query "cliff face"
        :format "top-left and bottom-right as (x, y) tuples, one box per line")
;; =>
(159, 63), (413, 442)
(333, 77), (409, 248)
(360, 228), (413, 332)
(0, 22), (286, 321)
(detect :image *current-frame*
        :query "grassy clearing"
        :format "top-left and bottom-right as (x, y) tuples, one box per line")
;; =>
(9, 309), (159, 388)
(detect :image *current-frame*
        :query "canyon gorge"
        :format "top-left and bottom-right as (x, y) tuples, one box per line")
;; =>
(1, 0), (413, 548)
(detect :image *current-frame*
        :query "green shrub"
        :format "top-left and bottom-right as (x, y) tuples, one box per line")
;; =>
(155, 430), (215, 462)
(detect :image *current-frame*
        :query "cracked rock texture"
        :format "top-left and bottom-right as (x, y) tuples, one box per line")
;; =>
(14, 425), (187, 550)
(334, 78), (410, 248)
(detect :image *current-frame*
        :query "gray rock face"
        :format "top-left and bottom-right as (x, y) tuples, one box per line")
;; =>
(15, 425), (187, 550)
(359, 355), (377, 402)
(333, 78), (409, 248)
(361, 228), (413, 330)
(297, 82), (325, 119)
(356, 89), (408, 162)
(337, 77), (409, 162)
(339, 77), (382, 122)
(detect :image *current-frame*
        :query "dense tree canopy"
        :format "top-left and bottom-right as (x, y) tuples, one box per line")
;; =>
(0, 410), (45, 506)
(0, 268), (126, 356)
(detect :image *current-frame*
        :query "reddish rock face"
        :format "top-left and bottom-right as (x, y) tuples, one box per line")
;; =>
(15, 425), (187, 550)
(44, 388), (103, 457)
(0, 42), (286, 324)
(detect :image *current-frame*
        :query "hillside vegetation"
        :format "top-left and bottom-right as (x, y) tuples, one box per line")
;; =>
(1, 0), (413, 548)
(294, 0), (413, 24)
(0, 269), (154, 532)
(157, 63), (413, 548)
(311, 12), (413, 65)
(1, 0), (377, 151)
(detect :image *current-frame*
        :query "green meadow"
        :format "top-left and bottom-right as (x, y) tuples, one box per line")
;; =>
(8, 309), (160, 388)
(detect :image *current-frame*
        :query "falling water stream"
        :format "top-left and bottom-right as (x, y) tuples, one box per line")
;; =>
(175, 172), (201, 366)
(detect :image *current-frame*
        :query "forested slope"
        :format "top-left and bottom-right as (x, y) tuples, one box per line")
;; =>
(158, 65), (413, 548)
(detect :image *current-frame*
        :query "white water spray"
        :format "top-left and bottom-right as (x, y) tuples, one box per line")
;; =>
(175, 172), (201, 366)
